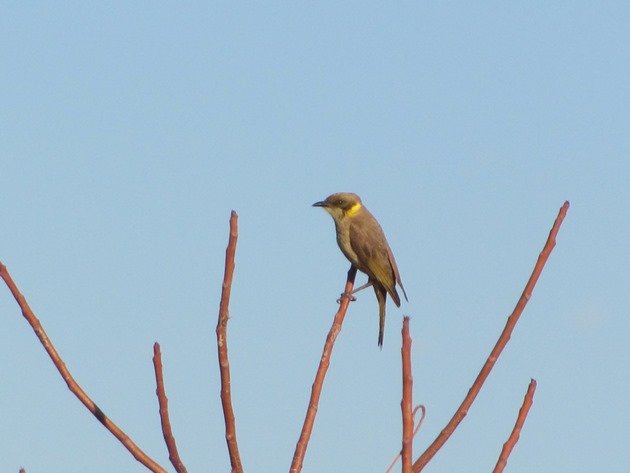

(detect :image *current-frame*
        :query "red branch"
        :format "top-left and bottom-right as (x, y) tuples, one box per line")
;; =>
(0, 262), (166, 473)
(493, 379), (537, 473)
(216, 210), (244, 473)
(290, 265), (358, 473)
(413, 201), (570, 472)
(152, 342), (188, 473)
(401, 316), (414, 473)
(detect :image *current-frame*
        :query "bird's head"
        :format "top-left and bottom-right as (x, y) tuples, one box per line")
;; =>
(313, 192), (363, 221)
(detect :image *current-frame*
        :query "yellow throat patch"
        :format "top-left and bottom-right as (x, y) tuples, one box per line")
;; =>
(345, 202), (362, 217)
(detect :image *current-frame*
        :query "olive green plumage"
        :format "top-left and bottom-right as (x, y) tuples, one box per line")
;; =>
(313, 192), (408, 347)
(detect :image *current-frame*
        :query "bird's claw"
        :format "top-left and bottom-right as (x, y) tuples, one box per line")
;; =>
(337, 292), (357, 304)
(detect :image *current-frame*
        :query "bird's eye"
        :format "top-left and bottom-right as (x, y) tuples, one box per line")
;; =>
(337, 199), (344, 206)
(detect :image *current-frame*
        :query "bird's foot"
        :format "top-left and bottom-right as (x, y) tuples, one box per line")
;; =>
(337, 292), (357, 304)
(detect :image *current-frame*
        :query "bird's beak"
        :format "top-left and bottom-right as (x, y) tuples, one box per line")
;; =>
(312, 200), (327, 208)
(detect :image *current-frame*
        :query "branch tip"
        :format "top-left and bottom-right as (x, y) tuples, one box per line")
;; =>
(152, 344), (188, 473)
(413, 202), (569, 472)
(216, 212), (244, 473)
(492, 379), (537, 473)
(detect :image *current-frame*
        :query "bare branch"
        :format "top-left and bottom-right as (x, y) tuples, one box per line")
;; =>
(152, 342), (188, 473)
(413, 201), (570, 472)
(216, 210), (244, 473)
(290, 265), (358, 473)
(401, 316), (413, 473)
(492, 379), (537, 473)
(0, 262), (166, 473)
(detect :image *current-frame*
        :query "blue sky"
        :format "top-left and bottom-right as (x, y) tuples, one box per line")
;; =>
(1, 3), (628, 472)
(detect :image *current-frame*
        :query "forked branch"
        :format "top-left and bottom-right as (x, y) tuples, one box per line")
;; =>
(413, 201), (569, 472)
(0, 262), (166, 473)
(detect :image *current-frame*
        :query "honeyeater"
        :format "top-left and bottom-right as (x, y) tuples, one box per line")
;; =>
(313, 192), (408, 347)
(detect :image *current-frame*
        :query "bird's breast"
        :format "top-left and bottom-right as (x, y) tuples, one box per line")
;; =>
(334, 222), (360, 267)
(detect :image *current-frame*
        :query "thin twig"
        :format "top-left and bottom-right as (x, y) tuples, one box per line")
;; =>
(401, 316), (413, 473)
(216, 210), (244, 473)
(0, 262), (166, 473)
(152, 342), (188, 473)
(492, 379), (537, 473)
(413, 201), (570, 472)
(290, 265), (358, 473)
(385, 405), (426, 473)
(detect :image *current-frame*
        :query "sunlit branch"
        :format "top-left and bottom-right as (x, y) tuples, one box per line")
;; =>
(492, 379), (537, 473)
(290, 265), (358, 473)
(152, 342), (188, 473)
(216, 211), (244, 473)
(413, 201), (570, 472)
(0, 262), (166, 473)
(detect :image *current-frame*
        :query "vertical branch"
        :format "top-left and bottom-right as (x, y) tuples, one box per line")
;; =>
(216, 210), (243, 473)
(152, 343), (188, 473)
(0, 262), (166, 473)
(401, 317), (414, 473)
(290, 265), (357, 473)
(413, 201), (570, 472)
(492, 379), (537, 473)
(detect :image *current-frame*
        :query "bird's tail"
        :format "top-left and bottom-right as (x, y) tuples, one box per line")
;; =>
(374, 285), (387, 348)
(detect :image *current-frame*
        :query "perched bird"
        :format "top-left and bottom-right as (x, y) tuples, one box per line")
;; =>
(313, 192), (408, 347)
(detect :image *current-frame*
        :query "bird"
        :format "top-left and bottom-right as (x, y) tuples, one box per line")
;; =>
(313, 192), (407, 347)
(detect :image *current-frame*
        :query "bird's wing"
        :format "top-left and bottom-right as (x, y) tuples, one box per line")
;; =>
(387, 248), (408, 302)
(349, 217), (400, 304)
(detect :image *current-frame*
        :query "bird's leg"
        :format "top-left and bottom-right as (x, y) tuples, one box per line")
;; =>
(337, 280), (373, 303)
(349, 280), (374, 295)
